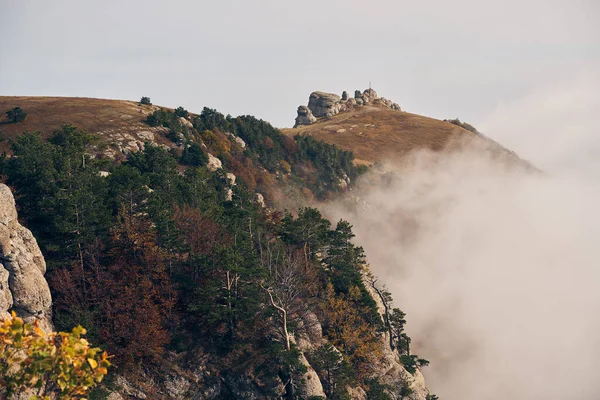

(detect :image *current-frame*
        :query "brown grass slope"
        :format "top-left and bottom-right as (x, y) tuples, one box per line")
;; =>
(0, 96), (172, 154)
(283, 104), (516, 166)
(0, 96), (526, 170)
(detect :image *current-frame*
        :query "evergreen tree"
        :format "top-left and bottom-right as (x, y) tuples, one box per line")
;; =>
(174, 106), (189, 118)
(5, 106), (26, 123)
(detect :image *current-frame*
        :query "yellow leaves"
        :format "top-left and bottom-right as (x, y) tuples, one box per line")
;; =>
(202, 129), (231, 156)
(322, 283), (383, 380)
(0, 312), (112, 399)
(280, 159), (292, 174)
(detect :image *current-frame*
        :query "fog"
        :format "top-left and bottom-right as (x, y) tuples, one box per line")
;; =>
(326, 77), (600, 399)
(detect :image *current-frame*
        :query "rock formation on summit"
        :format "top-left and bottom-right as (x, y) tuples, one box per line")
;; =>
(294, 87), (401, 127)
(294, 105), (317, 127)
(308, 91), (342, 118)
(0, 184), (53, 331)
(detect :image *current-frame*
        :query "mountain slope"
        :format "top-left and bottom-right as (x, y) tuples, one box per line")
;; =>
(0, 93), (523, 400)
(283, 101), (527, 170)
(0, 96), (173, 156)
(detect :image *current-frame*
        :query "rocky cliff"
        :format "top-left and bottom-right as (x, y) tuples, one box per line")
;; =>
(0, 184), (53, 331)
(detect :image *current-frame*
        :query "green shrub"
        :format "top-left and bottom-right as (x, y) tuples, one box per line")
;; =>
(175, 106), (189, 118)
(5, 107), (26, 123)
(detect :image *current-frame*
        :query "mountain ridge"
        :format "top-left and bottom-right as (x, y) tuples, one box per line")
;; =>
(0, 92), (523, 399)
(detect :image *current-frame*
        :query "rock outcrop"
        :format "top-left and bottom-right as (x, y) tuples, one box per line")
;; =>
(363, 275), (430, 400)
(0, 184), (53, 331)
(294, 105), (317, 128)
(206, 153), (223, 172)
(294, 87), (402, 126)
(308, 91), (342, 118)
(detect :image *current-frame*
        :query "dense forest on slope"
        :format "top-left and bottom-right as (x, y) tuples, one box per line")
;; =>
(0, 105), (432, 399)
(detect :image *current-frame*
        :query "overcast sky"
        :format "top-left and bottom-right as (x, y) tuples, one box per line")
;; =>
(1, 0), (598, 132)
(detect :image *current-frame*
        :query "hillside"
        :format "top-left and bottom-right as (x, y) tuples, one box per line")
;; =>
(0, 96), (172, 156)
(283, 104), (477, 165)
(0, 94), (440, 399)
(0, 95), (513, 168)
(0, 93), (524, 400)
(282, 89), (527, 171)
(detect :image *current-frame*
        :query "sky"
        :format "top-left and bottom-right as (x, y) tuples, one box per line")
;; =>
(1, 0), (598, 129)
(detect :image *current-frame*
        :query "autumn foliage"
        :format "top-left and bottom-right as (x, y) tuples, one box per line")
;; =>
(97, 207), (176, 365)
(0, 312), (110, 400)
(321, 283), (383, 380)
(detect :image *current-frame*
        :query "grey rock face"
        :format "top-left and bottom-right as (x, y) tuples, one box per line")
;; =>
(294, 105), (317, 127)
(354, 90), (362, 99)
(307, 91), (342, 118)
(0, 184), (53, 331)
(341, 90), (349, 101)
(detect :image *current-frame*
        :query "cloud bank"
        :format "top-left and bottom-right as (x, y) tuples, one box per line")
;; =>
(326, 77), (600, 399)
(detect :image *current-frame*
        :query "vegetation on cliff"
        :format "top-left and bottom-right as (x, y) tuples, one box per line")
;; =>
(0, 106), (430, 398)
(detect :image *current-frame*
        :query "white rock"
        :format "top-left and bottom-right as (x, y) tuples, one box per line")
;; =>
(233, 136), (246, 148)
(226, 173), (236, 185)
(137, 131), (155, 142)
(298, 352), (326, 398)
(207, 153), (222, 172)
(178, 117), (193, 128)
(255, 193), (265, 208)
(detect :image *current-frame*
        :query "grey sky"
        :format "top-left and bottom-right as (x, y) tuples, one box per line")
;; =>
(1, 0), (598, 129)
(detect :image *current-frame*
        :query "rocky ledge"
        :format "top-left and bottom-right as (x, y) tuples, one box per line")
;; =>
(0, 184), (53, 331)
(294, 87), (401, 127)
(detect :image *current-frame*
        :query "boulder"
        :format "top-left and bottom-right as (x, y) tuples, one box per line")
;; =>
(178, 117), (193, 128)
(354, 90), (362, 99)
(363, 88), (378, 99)
(298, 353), (326, 399)
(0, 184), (52, 331)
(206, 153), (222, 172)
(255, 193), (265, 208)
(226, 172), (237, 186)
(233, 135), (246, 148)
(307, 91), (342, 118)
(294, 105), (317, 127)
(341, 90), (349, 101)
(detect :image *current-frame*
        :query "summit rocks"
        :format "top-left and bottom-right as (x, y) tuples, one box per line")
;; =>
(294, 87), (401, 127)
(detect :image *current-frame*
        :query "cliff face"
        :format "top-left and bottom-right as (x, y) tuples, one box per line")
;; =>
(0, 184), (53, 331)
